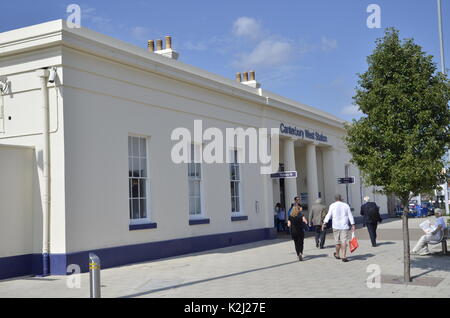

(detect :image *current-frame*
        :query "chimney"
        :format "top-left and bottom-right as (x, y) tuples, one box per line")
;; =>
(149, 35), (179, 60)
(156, 39), (163, 51)
(239, 70), (261, 89)
(165, 36), (172, 49)
(147, 40), (154, 52)
(235, 72), (242, 83)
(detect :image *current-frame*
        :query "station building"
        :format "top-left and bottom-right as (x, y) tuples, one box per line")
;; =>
(0, 20), (388, 279)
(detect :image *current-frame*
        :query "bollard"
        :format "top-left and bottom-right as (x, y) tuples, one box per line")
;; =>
(89, 253), (101, 298)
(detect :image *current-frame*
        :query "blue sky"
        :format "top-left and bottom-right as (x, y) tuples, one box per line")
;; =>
(1, 0), (448, 121)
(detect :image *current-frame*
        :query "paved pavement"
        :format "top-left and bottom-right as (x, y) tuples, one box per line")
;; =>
(0, 217), (449, 298)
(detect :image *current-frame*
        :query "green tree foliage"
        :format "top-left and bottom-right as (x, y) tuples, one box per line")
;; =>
(345, 28), (450, 204)
(345, 28), (450, 282)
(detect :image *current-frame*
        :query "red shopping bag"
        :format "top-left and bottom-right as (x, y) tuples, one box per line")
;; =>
(349, 232), (359, 253)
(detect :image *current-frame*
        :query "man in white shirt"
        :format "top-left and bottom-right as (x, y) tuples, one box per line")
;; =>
(322, 194), (356, 262)
(412, 209), (447, 255)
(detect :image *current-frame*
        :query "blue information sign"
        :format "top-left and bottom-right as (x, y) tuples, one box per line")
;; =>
(337, 177), (355, 184)
(270, 171), (297, 179)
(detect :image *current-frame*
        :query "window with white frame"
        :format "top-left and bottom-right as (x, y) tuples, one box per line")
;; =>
(128, 135), (149, 222)
(229, 149), (243, 213)
(188, 143), (203, 217)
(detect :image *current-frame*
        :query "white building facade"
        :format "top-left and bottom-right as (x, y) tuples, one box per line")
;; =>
(0, 20), (387, 279)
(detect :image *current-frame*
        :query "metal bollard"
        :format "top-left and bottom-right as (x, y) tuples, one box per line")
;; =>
(89, 253), (101, 298)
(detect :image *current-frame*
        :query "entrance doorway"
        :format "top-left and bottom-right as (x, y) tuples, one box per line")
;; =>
(276, 163), (290, 238)
(279, 163), (286, 210)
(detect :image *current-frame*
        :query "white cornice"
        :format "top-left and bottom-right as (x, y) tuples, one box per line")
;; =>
(0, 19), (347, 130)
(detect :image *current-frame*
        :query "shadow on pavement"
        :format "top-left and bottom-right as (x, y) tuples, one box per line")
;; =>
(120, 260), (300, 298)
(302, 254), (328, 261)
(411, 252), (450, 276)
(165, 238), (289, 260)
(375, 242), (396, 246)
(348, 253), (375, 261)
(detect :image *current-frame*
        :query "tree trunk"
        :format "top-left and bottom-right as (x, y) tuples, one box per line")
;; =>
(402, 202), (411, 282)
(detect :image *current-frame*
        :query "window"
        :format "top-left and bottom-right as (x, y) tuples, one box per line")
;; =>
(128, 135), (149, 223)
(188, 143), (203, 217)
(229, 149), (243, 213)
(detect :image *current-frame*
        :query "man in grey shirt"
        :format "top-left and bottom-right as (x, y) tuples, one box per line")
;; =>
(322, 194), (355, 262)
(309, 198), (328, 249)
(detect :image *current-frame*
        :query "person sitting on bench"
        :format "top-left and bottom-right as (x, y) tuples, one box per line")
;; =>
(412, 209), (447, 256)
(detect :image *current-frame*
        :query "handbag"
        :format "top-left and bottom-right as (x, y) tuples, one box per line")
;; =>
(349, 232), (359, 253)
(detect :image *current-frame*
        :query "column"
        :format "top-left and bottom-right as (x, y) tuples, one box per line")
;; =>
(322, 147), (337, 206)
(306, 143), (319, 207)
(283, 138), (297, 210)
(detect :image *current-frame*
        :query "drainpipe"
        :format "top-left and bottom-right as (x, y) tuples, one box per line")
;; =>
(36, 68), (51, 276)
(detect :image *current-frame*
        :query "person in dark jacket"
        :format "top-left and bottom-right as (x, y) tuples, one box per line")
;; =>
(360, 196), (382, 247)
(288, 205), (309, 261)
(309, 198), (328, 249)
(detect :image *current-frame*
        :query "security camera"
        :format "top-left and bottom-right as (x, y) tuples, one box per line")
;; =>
(48, 67), (57, 83)
(0, 76), (8, 94)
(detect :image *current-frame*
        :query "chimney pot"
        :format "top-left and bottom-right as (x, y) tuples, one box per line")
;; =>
(165, 36), (172, 49)
(243, 72), (249, 82)
(156, 39), (163, 51)
(250, 71), (255, 81)
(235, 72), (242, 82)
(148, 40), (155, 52)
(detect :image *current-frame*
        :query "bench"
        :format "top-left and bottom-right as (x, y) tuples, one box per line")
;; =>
(429, 228), (448, 254)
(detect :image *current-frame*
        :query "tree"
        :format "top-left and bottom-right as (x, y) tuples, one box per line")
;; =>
(345, 28), (450, 282)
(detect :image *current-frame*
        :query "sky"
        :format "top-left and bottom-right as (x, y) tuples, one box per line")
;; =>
(1, 0), (448, 122)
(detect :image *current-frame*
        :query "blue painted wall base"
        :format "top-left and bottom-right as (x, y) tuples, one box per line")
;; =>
(0, 227), (277, 279)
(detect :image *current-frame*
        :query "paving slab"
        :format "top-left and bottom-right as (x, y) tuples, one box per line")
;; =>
(0, 217), (449, 298)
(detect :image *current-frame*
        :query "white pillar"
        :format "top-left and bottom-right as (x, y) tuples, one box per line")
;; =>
(322, 147), (337, 206)
(283, 138), (297, 210)
(306, 143), (319, 207)
(262, 174), (275, 231)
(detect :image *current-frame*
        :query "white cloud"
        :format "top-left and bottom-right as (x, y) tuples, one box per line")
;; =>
(232, 17), (263, 40)
(232, 39), (292, 69)
(184, 41), (208, 51)
(183, 36), (232, 52)
(341, 104), (363, 117)
(131, 26), (151, 42)
(321, 36), (338, 52)
(80, 5), (112, 30)
(258, 64), (304, 85)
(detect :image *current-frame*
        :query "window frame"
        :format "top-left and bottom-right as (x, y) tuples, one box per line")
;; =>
(128, 134), (152, 225)
(229, 148), (245, 215)
(188, 143), (206, 220)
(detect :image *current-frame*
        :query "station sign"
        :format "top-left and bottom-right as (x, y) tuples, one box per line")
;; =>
(337, 177), (355, 184)
(271, 171), (297, 179)
(280, 123), (328, 143)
